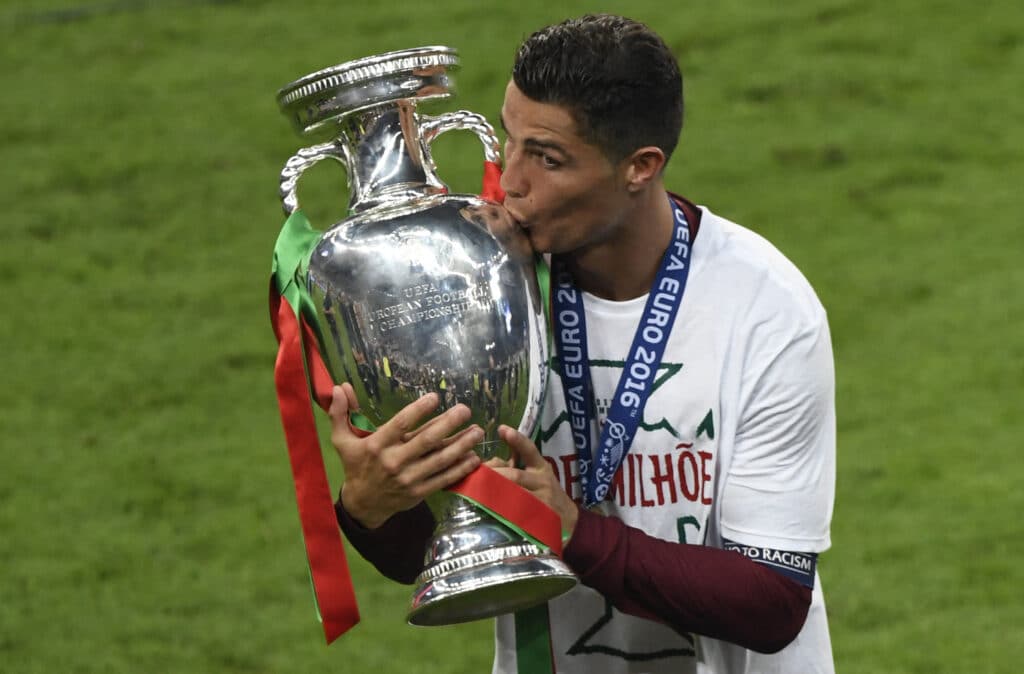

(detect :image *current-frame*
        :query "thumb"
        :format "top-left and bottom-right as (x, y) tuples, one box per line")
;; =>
(329, 383), (373, 447)
(498, 425), (545, 468)
(328, 385), (352, 433)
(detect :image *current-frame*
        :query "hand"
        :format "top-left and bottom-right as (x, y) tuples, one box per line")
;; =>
(328, 383), (483, 529)
(488, 425), (580, 539)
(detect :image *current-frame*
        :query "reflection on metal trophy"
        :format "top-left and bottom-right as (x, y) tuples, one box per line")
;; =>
(276, 47), (577, 626)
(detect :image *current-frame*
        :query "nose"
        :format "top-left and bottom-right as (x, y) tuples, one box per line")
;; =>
(499, 147), (526, 199)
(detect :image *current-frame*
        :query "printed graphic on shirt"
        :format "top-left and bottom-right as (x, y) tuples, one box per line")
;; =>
(537, 444), (716, 509)
(542, 352), (716, 671)
(540, 359), (685, 442)
(566, 597), (695, 661)
(676, 515), (703, 544)
(538, 360), (716, 508)
(696, 409), (714, 439)
(722, 538), (818, 588)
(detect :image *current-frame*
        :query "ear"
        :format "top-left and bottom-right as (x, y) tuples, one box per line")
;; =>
(623, 146), (667, 193)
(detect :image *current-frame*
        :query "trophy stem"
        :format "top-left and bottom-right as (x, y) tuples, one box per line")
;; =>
(408, 494), (577, 626)
(333, 102), (448, 213)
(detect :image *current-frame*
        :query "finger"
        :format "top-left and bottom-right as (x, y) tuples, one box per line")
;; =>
(400, 407), (466, 443)
(439, 424), (485, 446)
(328, 385), (365, 453)
(498, 425), (546, 468)
(328, 385), (352, 434)
(376, 392), (444, 442)
(340, 381), (361, 411)
(486, 466), (547, 496)
(416, 429), (485, 493)
(483, 456), (513, 469)
(407, 419), (483, 483)
(401, 404), (474, 458)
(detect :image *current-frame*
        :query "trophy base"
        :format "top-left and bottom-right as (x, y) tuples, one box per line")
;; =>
(406, 498), (578, 626)
(407, 545), (577, 626)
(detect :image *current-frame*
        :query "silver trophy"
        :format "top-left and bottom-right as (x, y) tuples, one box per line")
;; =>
(276, 47), (577, 626)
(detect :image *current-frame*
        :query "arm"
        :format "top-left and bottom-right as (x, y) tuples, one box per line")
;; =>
(492, 426), (811, 654)
(563, 508), (810, 653)
(335, 496), (434, 584)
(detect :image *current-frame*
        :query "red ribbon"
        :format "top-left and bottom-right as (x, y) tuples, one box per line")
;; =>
(270, 287), (359, 644)
(481, 160), (507, 203)
(452, 465), (562, 556)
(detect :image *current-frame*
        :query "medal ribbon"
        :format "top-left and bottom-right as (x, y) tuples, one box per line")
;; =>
(551, 196), (694, 507)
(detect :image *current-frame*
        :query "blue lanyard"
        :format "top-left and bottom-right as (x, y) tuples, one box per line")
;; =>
(551, 196), (694, 507)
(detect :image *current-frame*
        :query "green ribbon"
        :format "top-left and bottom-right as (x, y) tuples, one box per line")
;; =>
(272, 210), (319, 334)
(273, 209), (375, 429)
(516, 604), (555, 672)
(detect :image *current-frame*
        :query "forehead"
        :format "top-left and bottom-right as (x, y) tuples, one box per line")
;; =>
(500, 81), (585, 144)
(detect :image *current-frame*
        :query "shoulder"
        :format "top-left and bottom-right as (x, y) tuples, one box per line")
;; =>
(694, 205), (827, 330)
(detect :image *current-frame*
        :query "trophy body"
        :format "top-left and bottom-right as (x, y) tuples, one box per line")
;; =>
(277, 48), (576, 626)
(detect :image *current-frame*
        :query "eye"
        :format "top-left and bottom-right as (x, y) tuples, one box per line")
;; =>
(538, 153), (562, 169)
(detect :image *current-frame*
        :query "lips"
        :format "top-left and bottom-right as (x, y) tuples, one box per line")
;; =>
(505, 206), (529, 230)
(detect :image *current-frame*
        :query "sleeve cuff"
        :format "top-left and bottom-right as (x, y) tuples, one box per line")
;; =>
(562, 507), (627, 580)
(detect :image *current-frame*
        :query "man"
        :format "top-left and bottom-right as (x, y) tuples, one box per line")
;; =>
(330, 14), (836, 673)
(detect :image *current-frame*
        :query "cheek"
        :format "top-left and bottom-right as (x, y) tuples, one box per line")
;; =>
(548, 192), (598, 227)
(538, 175), (600, 218)
(548, 179), (617, 227)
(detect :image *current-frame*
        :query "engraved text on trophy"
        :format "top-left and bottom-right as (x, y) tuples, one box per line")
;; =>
(371, 280), (493, 332)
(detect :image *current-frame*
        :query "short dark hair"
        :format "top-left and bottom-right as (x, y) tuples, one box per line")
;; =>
(512, 14), (684, 164)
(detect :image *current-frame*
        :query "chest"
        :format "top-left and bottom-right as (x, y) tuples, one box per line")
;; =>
(539, 300), (722, 539)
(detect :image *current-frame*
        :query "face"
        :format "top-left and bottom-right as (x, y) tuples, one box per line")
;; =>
(499, 81), (632, 256)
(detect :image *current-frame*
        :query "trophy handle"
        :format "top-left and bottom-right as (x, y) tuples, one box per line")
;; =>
(420, 110), (502, 167)
(278, 140), (349, 215)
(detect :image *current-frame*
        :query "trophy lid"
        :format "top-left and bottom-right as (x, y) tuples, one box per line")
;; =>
(277, 46), (459, 138)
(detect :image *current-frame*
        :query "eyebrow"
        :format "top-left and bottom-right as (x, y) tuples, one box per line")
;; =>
(499, 114), (570, 157)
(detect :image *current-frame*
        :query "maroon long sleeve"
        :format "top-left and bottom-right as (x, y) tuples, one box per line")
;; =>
(337, 498), (809, 652)
(335, 498), (434, 584)
(562, 508), (812, 654)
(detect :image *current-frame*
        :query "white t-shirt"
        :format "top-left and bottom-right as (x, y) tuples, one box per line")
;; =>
(492, 205), (836, 674)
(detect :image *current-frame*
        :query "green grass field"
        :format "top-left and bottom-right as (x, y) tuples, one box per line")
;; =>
(2, 0), (1022, 671)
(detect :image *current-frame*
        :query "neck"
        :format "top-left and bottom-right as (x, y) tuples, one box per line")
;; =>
(565, 187), (675, 301)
